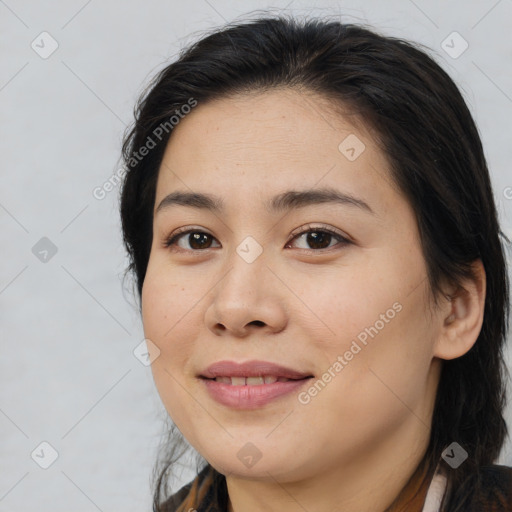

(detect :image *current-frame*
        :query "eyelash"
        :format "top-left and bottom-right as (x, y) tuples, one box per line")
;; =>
(162, 224), (351, 253)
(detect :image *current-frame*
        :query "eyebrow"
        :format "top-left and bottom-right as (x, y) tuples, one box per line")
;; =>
(155, 187), (375, 215)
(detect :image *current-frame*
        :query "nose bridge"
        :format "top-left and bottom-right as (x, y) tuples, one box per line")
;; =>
(219, 236), (268, 301)
(205, 236), (288, 335)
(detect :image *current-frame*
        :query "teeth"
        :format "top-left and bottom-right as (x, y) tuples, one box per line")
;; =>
(213, 376), (288, 385)
(246, 377), (264, 385)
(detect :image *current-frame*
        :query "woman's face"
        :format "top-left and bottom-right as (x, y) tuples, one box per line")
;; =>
(141, 89), (445, 483)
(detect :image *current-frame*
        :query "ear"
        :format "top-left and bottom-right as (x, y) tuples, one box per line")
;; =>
(433, 259), (486, 360)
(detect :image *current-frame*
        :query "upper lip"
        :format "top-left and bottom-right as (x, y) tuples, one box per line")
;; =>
(200, 360), (313, 380)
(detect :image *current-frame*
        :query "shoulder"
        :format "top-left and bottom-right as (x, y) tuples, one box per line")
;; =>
(446, 464), (512, 511)
(472, 464), (512, 510)
(157, 480), (193, 512)
(158, 465), (213, 512)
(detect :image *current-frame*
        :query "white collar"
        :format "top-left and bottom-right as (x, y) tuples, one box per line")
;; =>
(421, 466), (447, 512)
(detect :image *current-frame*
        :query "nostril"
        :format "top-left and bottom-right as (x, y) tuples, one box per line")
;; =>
(249, 320), (265, 327)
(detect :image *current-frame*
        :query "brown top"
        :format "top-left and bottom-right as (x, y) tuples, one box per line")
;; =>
(162, 463), (512, 512)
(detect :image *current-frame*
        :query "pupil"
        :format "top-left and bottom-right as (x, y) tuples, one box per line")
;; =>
(307, 231), (331, 249)
(190, 232), (211, 249)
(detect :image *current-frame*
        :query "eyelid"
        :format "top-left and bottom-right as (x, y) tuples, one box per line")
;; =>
(287, 223), (352, 244)
(162, 225), (218, 250)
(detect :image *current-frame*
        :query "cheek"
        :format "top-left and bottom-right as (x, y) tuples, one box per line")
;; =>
(301, 255), (434, 407)
(141, 260), (201, 347)
(300, 303), (433, 458)
(142, 288), (198, 432)
(141, 265), (199, 400)
(294, 262), (401, 349)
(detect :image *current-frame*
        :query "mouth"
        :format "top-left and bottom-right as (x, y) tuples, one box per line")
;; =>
(198, 360), (314, 409)
(201, 375), (309, 385)
(199, 359), (314, 382)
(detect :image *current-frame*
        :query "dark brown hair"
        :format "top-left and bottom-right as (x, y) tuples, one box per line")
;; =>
(119, 13), (511, 511)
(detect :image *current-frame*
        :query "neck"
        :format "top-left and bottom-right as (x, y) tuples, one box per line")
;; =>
(384, 458), (434, 512)
(225, 420), (433, 512)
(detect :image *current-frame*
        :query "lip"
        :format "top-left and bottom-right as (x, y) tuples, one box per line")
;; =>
(200, 360), (313, 380)
(199, 360), (314, 410)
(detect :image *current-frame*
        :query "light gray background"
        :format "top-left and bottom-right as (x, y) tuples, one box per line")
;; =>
(1, 1), (511, 511)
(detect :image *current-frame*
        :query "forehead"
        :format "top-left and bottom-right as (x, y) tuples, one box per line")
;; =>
(154, 88), (398, 215)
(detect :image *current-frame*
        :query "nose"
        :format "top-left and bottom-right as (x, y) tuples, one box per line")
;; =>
(204, 250), (288, 338)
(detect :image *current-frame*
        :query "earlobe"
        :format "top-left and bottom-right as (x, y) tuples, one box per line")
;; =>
(434, 260), (486, 360)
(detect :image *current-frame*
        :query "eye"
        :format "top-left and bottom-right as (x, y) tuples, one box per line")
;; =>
(163, 224), (351, 252)
(163, 229), (220, 251)
(285, 224), (351, 252)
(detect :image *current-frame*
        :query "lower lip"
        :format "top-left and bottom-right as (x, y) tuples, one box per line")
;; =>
(201, 378), (312, 409)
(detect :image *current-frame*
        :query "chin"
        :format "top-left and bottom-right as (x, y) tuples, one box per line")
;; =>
(198, 442), (312, 483)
